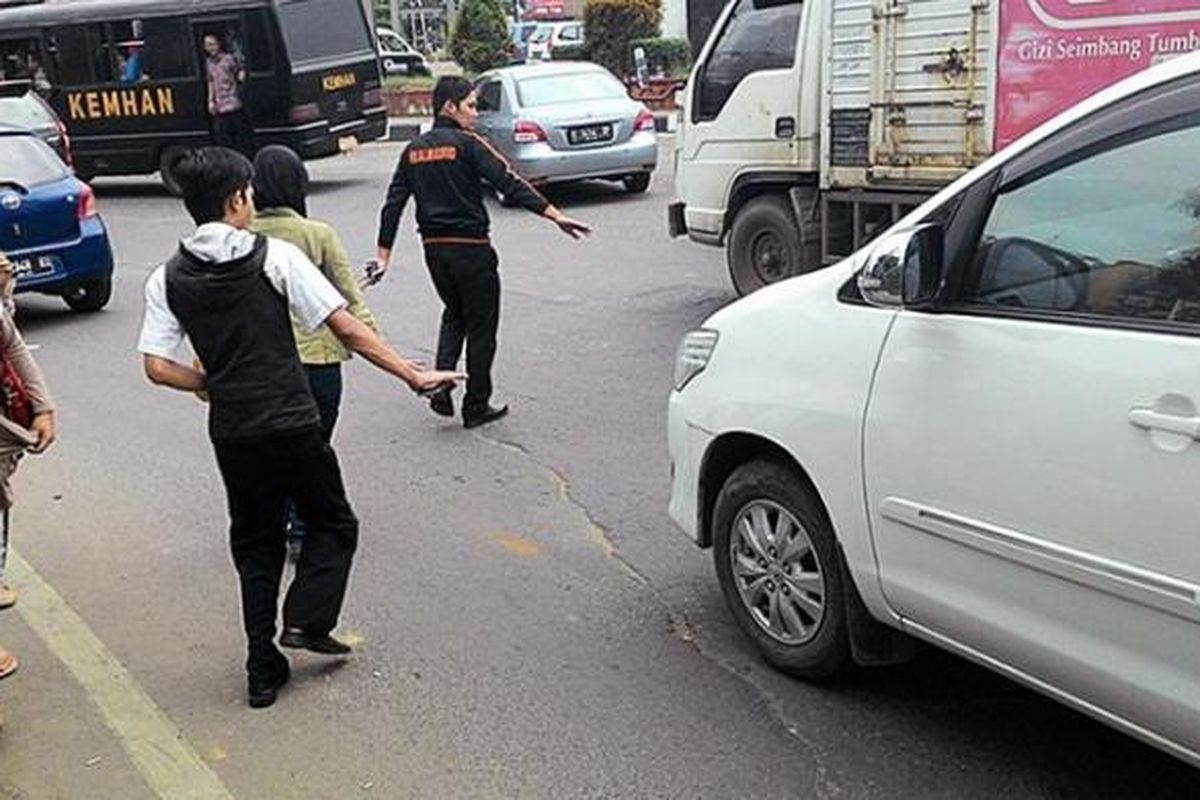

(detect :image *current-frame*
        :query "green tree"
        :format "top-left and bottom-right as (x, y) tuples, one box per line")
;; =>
(584, 0), (661, 78)
(450, 0), (511, 74)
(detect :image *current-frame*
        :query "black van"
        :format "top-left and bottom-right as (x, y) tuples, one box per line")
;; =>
(0, 0), (387, 191)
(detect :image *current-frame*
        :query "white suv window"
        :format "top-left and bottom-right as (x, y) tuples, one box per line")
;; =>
(964, 118), (1200, 327)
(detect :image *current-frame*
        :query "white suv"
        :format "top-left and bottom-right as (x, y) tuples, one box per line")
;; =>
(526, 21), (583, 61)
(668, 51), (1200, 767)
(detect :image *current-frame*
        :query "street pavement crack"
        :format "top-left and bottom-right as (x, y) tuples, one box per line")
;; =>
(475, 432), (846, 797)
(477, 431), (700, 647)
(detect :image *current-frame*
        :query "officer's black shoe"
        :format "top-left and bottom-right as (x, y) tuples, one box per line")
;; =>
(463, 404), (508, 429)
(280, 628), (352, 655)
(247, 659), (290, 709)
(429, 387), (454, 417)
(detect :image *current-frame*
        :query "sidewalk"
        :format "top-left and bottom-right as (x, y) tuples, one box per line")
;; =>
(385, 110), (678, 143)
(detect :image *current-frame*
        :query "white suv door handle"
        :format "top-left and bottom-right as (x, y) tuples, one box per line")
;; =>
(1128, 408), (1200, 439)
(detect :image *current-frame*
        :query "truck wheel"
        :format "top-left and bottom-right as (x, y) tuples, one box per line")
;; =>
(726, 194), (819, 296)
(63, 277), (112, 313)
(159, 147), (187, 196)
(712, 460), (850, 680)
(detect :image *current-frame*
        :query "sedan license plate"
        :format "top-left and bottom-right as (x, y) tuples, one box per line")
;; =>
(11, 256), (56, 279)
(337, 135), (359, 153)
(568, 123), (613, 145)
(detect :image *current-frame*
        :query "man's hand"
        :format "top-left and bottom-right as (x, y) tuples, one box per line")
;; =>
(29, 411), (54, 454)
(373, 246), (392, 280)
(546, 207), (591, 240)
(410, 369), (465, 394)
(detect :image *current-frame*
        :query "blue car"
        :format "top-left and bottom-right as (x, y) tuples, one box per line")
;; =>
(0, 124), (113, 312)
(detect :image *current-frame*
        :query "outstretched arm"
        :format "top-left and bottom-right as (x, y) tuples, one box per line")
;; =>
(325, 309), (462, 392)
(465, 132), (592, 239)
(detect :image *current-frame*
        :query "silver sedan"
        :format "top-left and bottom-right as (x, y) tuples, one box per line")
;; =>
(473, 62), (657, 195)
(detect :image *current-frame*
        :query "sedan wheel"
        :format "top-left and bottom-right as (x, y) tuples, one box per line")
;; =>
(730, 499), (825, 645)
(623, 173), (651, 194)
(713, 460), (850, 679)
(63, 277), (112, 313)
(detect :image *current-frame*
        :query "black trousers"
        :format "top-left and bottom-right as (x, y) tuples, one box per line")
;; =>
(424, 243), (500, 413)
(213, 427), (358, 678)
(212, 108), (253, 157)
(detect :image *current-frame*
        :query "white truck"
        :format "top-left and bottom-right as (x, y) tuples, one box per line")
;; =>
(669, 0), (1200, 294)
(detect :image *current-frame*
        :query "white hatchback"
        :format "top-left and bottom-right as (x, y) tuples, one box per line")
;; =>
(668, 51), (1200, 767)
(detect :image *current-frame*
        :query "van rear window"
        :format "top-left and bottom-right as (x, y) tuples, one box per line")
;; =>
(0, 135), (68, 188)
(278, 0), (372, 62)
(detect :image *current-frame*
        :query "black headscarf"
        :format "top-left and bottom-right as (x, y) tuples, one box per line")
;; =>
(252, 145), (308, 217)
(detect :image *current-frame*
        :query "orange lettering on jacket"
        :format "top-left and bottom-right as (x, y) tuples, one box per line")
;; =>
(409, 146), (458, 165)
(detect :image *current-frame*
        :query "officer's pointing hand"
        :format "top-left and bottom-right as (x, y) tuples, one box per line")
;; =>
(546, 207), (591, 240)
(554, 215), (592, 240)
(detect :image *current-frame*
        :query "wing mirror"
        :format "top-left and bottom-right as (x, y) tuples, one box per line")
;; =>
(857, 223), (944, 308)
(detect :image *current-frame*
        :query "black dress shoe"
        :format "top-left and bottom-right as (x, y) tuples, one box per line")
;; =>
(247, 661), (290, 709)
(429, 387), (454, 417)
(463, 404), (508, 429)
(279, 628), (352, 655)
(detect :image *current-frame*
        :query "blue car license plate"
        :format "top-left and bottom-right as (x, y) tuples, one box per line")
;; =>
(568, 123), (613, 145)
(11, 255), (57, 280)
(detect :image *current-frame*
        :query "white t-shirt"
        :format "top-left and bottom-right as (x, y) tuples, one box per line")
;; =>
(138, 225), (347, 361)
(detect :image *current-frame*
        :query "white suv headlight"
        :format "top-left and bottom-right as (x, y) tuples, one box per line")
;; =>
(674, 329), (719, 391)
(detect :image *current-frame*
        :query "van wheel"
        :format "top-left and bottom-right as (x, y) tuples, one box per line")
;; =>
(623, 173), (651, 194)
(712, 460), (850, 680)
(726, 194), (819, 296)
(63, 278), (112, 313)
(159, 147), (187, 196)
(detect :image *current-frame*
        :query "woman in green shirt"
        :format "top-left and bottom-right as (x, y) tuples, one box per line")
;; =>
(251, 146), (379, 558)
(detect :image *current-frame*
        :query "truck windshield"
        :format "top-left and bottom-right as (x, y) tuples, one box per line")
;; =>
(279, 0), (372, 62)
(696, 0), (802, 121)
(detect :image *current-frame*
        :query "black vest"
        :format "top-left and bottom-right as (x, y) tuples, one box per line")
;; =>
(165, 235), (319, 441)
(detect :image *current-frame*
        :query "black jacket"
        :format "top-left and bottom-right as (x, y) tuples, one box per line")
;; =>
(376, 117), (549, 246)
(165, 236), (319, 442)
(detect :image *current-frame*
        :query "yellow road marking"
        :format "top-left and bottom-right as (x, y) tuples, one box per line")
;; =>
(9, 549), (236, 800)
(488, 532), (541, 558)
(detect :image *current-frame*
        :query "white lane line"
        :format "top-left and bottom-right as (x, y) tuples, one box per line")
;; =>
(9, 549), (236, 800)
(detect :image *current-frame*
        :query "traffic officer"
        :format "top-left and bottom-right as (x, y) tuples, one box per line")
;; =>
(375, 76), (591, 429)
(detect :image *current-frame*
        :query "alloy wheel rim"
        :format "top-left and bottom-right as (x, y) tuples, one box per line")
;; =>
(729, 499), (825, 645)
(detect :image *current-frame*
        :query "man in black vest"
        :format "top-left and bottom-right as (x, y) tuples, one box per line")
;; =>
(138, 147), (461, 708)
(375, 76), (591, 429)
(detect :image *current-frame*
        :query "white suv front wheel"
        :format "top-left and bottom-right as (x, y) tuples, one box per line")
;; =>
(712, 460), (850, 680)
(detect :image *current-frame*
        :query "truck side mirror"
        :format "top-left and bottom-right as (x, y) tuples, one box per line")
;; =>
(857, 223), (944, 308)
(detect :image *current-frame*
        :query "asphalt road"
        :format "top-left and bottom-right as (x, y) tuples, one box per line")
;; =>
(1, 139), (1197, 799)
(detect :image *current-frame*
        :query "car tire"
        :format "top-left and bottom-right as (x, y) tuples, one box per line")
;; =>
(726, 193), (820, 296)
(712, 459), (851, 680)
(62, 277), (112, 313)
(159, 147), (187, 197)
(623, 173), (651, 194)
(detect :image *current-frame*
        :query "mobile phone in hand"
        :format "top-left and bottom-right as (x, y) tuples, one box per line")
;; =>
(360, 258), (383, 287)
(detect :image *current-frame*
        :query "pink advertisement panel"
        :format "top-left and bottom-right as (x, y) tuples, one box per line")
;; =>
(996, 1), (1200, 149)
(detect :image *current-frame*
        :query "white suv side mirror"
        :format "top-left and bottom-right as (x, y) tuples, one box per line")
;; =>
(858, 223), (944, 308)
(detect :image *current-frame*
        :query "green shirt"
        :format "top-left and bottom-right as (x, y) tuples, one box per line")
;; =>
(251, 208), (378, 365)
